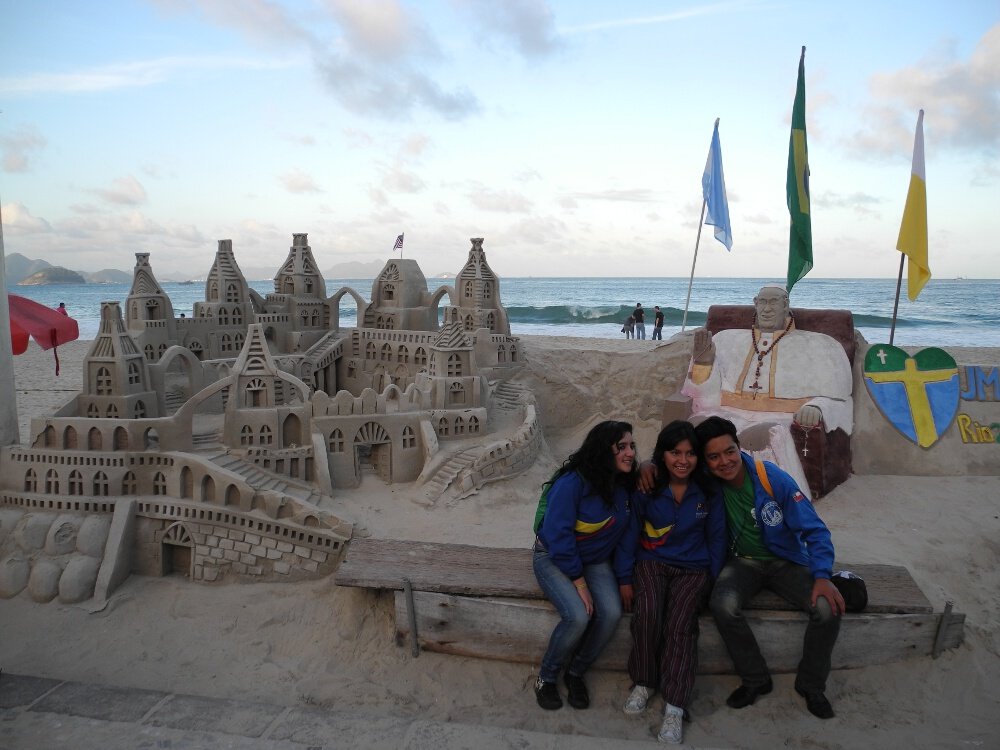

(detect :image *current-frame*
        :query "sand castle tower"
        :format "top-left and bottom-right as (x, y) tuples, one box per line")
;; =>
(364, 259), (436, 331)
(125, 253), (177, 360)
(80, 301), (159, 419)
(425, 321), (485, 410)
(453, 237), (510, 335)
(192, 239), (256, 358)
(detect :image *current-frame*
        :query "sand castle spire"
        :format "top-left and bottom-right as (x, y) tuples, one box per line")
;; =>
(125, 253), (176, 340)
(205, 239), (251, 305)
(274, 233), (326, 300)
(454, 237), (509, 335)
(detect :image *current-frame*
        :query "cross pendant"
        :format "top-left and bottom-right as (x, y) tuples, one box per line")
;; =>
(802, 446), (809, 456)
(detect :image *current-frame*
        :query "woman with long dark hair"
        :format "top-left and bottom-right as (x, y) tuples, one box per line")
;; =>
(532, 420), (639, 711)
(622, 420), (727, 744)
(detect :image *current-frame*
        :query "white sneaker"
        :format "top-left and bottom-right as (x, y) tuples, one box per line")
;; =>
(623, 684), (651, 715)
(657, 703), (684, 744)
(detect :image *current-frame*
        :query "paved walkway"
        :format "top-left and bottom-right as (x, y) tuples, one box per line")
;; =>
(0, 672), (699, 749)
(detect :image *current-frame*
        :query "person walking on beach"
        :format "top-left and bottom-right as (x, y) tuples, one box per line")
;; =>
(622, 315), (635, 339)
(622, 421), (726, 744)
(532, 421), (638, 711)
(696, 416), (845, 719)
(652, 305), (664, 340)
(633, 303), (646, 339)
(56, 302), (68, 317)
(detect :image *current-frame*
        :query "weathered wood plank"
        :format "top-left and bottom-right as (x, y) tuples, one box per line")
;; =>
(393, 591), (965, 673)
(337, 539), (933, 614)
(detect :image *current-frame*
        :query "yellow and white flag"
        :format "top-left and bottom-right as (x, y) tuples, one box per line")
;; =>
(896, 109), (930, 300)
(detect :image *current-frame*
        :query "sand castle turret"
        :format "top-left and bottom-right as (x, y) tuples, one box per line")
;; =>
(80, 301), (159, 419)
(125, 253), (177, 358)
(454, 237), (509, 335)
(365, 259), (436, 331)
(192, 240), (256, 357)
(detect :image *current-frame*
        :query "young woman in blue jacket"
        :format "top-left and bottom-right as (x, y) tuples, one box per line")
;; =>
(623, 420), (726, 745)
(532, 420), (639, 711)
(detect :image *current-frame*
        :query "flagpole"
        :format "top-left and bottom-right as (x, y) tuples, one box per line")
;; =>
(681, 199), (708, 332)
(888, 253), (905, 345)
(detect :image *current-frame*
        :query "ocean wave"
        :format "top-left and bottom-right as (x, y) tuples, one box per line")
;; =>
(504, 304), (708, 326)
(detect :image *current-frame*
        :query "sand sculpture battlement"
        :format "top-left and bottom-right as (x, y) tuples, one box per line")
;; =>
(0, 235), (538, 601)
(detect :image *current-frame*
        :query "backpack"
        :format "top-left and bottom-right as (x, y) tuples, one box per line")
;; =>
(755, 460), (868, 612)
(533, 475), (556, 533)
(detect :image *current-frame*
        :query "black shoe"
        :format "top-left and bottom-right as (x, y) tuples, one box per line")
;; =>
(725, 679), (773, 709)
(795, 686), (835, 719)
(534, 677), (562, 710)
(564, 672), (590, 709)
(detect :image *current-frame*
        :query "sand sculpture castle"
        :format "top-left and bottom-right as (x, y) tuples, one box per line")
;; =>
(0, 235), (540, 603)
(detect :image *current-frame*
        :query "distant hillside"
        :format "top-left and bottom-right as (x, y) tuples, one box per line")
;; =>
(5, 252), (130, 285)
(82, 268), (132, 284)
(17, 267), (87, 285)
(5, 253), (52, 283)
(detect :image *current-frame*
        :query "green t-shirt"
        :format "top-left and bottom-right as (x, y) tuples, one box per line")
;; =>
(722, 474), (777, 560)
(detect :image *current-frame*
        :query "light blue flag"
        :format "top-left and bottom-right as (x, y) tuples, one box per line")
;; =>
(702, 119), (733, 251)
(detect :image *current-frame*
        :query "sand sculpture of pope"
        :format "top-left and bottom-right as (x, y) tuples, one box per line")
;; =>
(681, 285), (853, 497)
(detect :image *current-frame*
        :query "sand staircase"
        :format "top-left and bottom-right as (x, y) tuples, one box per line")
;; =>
(202, 450), (325, 505)
(419, 448), (481, 501)
(491, 380), (530, 411)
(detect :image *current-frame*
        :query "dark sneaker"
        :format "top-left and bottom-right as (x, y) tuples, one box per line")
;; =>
(725, 679), (773, 709)
(795, 686), (835, 719)
(534, 677), (562, 710)
(564, 672), (590, 709)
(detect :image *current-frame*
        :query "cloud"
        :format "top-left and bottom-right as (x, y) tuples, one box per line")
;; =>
(457, 0), (562, 59)
(0, 202), (52, 233)
(467, 186), (533, 213)
(849, 23), (1000, 158)
(558, 1), (759, 35)
(399, 133), (430, 157)
(328, 0), (441, 63)
(278, 169), (322, 193)
(813, 190), (884, 217)
(90, 176), (148, 205)
(381, 163), (426, 194)
(570, 188), (658, 202)
(151, 0), (307, 48)
(0, 125), (47, 172)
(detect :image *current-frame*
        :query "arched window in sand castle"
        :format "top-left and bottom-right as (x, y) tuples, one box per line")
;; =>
(282, 414), (302, 446)
(68, 470), (83, 496)
(44, 425), (56, 448)
(88, 427), (102, 451)
(498, 345), (507, 363)
(469, 415), (480, 433)
(329, 429), (344, 452)
(347, 360), (357, 378)
(225, 484), (240, 506)
(106, 404), (119, 419)
(450, 382), (466, 405)
(219, 307), (229, 326)
(240, 425), (253, 445)
(222, 333), (232, 352)
(96, 367), (112, 396)
(464, 314), (474, 330)
(87, 403), (99, 418)
(398, 345), (409, 363)
(455, 415), (465, 434)
(381, 343), (392, 362)
(366, 342), (377, 359)
(487, 312), (495, 330)
(484, 282), (492, 300)
(133, 401), (146, 419)
(128, 362), (140, 385)
(510, 345), (518, 362)
(114, 426), (128, 450)
(145, 345), (154, 362)
(384, 283), (395, 301)
(180, 467), (193, 498)
(153, 472), (166, 495)
(464, 280), (473, 298)
(146, 299), (160, 320)
(131, 302), (139, 319)
(209, 280), (219, 301)
(415, 347), (428, 366)
(93, 471), (108, 496)
(260, 425), (273, 445)
(448, 354), (463, 377)
(122, 471), (137, 495)
(232, 308), (242, 326)
(24, 469), (37, 493)
(226, 283), (239, 303)
(234, 333), (244, 350)
(402, 425), (415, 448)
(159, 343), (167, 357)
(245, 378), (267, 408)
(437, 417), (449, 437)
(45, 469), (59, 494)
(201, 475), (216, 502)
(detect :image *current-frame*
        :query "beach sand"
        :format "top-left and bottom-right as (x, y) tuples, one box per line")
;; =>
(2, 338), (998, 748)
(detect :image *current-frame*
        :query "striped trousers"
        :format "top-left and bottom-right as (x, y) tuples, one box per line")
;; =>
(627, 559), (711, 709)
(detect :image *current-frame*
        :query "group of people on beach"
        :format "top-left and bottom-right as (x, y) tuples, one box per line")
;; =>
(531, 416), (844, 744)
(622, 302), (665, 340)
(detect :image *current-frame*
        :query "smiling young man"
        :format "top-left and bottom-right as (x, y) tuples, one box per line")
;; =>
(695, 416), (845, 720)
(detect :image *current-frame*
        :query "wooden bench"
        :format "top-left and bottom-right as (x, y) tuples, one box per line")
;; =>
(335, 539), (965, 673)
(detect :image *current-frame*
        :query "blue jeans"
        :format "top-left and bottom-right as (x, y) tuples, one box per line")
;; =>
(709, 557), (840, 693)
(533, 548), (623, 682)
(635, 322), (646, 339)
(651, 326), (662, 340)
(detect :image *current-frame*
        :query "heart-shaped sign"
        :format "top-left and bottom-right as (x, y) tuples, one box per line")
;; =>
(863, 345), (959, 448)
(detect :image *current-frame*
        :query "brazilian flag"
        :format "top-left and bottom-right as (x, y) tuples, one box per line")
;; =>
(787, 47), (812, 294)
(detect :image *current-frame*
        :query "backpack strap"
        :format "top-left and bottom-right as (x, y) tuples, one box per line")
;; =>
(754, 458), (774, 498)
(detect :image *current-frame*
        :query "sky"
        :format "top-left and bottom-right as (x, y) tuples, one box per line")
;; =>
(1, 0), (998, 281)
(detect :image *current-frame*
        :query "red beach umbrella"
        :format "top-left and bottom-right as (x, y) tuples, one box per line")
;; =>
(7, 293), (80, 374)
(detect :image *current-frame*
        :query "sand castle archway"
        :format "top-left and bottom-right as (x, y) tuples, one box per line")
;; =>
(328, 287), (367, 331)
(161, 522), (193, 578)
(354, 421), (391, 483)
